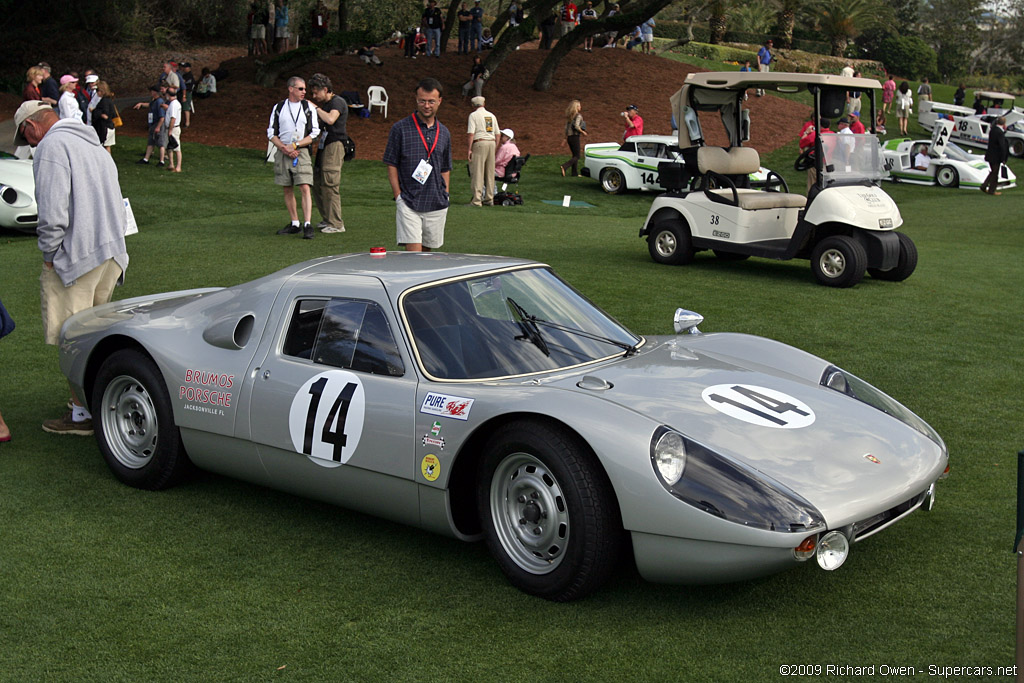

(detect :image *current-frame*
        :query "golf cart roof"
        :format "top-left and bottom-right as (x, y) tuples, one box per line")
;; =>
(974, 91), (1015, 101)
(683, 71), (882, 93)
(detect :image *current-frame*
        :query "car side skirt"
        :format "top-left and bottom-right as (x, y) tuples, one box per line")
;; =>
(631, 531), (799, 584)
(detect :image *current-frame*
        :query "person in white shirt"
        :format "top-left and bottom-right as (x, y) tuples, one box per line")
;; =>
(57, 75), (83, 120)
(196, 68), (217, 98)
(913, 146), (931, 170)
(163, 85), (183, 172)
(268, 76), (321, 239)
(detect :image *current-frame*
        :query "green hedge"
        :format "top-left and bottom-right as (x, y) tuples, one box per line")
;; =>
(655, 22), (830, 56)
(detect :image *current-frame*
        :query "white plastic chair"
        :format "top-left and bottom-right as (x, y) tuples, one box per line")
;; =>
(367, 86), (389, 119)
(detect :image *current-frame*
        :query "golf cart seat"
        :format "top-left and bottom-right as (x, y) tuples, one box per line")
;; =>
(698, 146), (807, 210)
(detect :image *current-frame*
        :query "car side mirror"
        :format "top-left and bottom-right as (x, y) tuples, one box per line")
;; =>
(673, 308), (703, 335)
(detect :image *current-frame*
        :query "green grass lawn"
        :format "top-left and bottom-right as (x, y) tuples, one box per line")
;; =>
(1, 135), (1021, 680)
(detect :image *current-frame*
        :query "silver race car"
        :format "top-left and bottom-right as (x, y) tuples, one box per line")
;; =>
(59, 253), (948, 601)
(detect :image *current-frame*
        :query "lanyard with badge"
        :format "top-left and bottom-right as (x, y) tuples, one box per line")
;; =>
(412, 113), (438, 185)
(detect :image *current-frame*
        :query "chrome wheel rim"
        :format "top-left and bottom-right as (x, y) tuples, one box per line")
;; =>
(602, 169), (623, 192)
(819, 248), (846, 278)
(101, 375), (158, 469)
(489, 453), (570, 574)
(654, 230), (677, 258)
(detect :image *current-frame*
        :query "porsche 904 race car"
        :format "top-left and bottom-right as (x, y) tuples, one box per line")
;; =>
(918, 91), (1024, 158)
(59, 253), (948, 601)
(582, 134), (782, 194)
(881, 120), (1017, 190)
(0, 154), (39, 233)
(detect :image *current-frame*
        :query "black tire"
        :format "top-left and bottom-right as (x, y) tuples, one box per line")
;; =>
(868, 231), (918, 282)
(810, 235), (867, 288)
(713, 249), (750, 261)
(936, 165), (958, 188)
(477, 420), (622, 601)
(90, 349), (190, 490)
(647, 216), (695, 265)
(1010, 138), (1024, 158)
(600, 167), (627, 194)
(501, 198), (514, 206)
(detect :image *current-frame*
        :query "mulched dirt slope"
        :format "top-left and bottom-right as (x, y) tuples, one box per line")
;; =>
(5, 42), (811, 159)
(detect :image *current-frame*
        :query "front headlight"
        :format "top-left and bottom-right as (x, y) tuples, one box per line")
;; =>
(820, 365), (945, 450)
(651, 427), (686, 485)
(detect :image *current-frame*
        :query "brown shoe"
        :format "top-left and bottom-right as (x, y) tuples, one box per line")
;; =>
(42, 410), (94, 436)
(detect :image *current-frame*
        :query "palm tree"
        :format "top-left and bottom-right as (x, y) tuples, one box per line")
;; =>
(730, 0), (774, 34)
(814, 0), (882, 56)
(708, 0), (730, 43)
(774, 0), (808, 48)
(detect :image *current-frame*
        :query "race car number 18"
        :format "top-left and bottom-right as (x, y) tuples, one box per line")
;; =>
(288, 370), (366, 466)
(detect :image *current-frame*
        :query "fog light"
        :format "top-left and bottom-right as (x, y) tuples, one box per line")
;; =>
(794, 535), (817, 561)
(816, 531), (849, 571)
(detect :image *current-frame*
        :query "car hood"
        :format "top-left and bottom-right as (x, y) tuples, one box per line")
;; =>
(550, 334), (946, 525)
(0, 158), (34, 189)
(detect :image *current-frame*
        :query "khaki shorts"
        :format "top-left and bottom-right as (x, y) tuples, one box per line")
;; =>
(396, 196), (447, 249)
(251, 24), (266, 39)
(40, 259), (122, 345)
(274, 147), (313, 186)
(104, 127), (116, 148)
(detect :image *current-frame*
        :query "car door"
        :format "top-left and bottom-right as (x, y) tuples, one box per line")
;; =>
(243, 274), (421, 525)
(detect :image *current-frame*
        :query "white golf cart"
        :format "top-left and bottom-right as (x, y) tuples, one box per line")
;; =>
(918, 91), (1024, 158)
(639, 72), (915, 288)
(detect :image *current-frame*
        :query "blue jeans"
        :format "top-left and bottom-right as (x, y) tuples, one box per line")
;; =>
(458, 25), (470, 53)
(471, 24), (482, 51)
(427, 27), (441, 56)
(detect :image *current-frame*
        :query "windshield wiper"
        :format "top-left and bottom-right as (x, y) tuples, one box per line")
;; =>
(507, 298), (638, 358)
(507, 297), (550, 357)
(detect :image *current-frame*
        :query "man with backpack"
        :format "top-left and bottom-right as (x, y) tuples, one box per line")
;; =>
(267, 76), (321, 239)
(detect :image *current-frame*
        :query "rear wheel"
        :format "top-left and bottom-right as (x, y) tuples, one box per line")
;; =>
(936, 165), (958, 188)
(600, 167), (627, 194)
(810, 235), (867, 288)
(477, 420), (622, 601)
(868, 232), (918, 282)
(91, 349), (190, 490)
(647, 216), (695, 265)
(1010, 138), (1024, 157)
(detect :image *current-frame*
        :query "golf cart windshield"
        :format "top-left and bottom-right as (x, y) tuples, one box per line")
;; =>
(819, 133), (885, 184)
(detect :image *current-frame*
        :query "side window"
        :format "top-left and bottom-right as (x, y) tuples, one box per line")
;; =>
(636, 143), (656, 157)
(283, 298), (405, 377)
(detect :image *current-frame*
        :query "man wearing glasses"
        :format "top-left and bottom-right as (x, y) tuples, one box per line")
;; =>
(268, 76), (320, 239)
(383, 78), (452, 251)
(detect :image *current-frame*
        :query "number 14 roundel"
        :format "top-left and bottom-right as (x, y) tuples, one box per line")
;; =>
(288, 370), (366, 466)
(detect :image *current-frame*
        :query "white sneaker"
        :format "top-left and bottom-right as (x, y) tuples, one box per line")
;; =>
(321, 225), (346, 233)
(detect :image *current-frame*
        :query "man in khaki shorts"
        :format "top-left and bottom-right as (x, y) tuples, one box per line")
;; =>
(383, 78), (452, 251)
(14, 100), (129, 435)
(267, 76), (320, 239)
(466, 95), (498, 206)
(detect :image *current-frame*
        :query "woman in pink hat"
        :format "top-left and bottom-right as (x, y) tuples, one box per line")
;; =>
(57, 74), (83, 120)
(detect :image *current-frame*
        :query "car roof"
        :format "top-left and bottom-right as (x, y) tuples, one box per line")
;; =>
(683, 71), (882, 93)
(284, 252), (543, 290)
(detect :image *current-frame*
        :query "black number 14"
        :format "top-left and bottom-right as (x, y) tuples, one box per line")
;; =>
(304, 378), (358, 461)
(709, 385), (809, 426)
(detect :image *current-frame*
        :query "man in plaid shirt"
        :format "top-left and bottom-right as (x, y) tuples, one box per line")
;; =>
(383, 77), (452, 251)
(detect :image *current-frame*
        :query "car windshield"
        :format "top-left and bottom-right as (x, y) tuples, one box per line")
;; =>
(402, 267), (642, 380)
(820, 133), (885, 184)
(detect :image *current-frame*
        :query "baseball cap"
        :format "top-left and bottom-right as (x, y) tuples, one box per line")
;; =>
(13, 100), (53, 145)
(849, 111), (859, 117)
(471, 96), (485, 107)
(625, 104), (638, 111)
(60, 74), (78, 85)
(838, 116), (851, 125)
(501, 128), (514, 139)
(85, 74), (99, 84)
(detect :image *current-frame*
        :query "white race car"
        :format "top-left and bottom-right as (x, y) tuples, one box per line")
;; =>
(582, 134), (781, 193)
(918, 91), (1024, 157)
(0, 154), (38, 234)
(881, 120), (1017, 190)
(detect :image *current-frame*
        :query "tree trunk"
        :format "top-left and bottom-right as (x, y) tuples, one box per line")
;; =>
(778, 9), (794, 49)
(709, 13), (727, 44)
(441, 0), (461, 54)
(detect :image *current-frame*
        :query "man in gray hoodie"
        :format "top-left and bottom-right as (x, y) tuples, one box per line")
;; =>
(14, 100), (129, 435)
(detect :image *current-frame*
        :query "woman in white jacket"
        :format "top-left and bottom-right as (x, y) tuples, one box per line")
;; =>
(894, 81), (913, 136)
(57, 75), (83, 121)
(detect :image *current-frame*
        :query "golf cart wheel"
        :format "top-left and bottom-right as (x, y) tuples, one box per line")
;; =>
(810, 235), (867, 288)
(868, 232), (918, 282)
(713, 250), (750, 261)
(647, 216), (695, 265)
(477, 419), (622, 601)
(600, 168), (627, 194)
(502, 198), (514, 206)
(1010, 139), (1024, 157)
(936, 166), (958, 188)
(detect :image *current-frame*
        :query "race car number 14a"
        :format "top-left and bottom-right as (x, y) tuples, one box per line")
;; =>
(288, 370), (366, 467)
(701, 384), (815, 429)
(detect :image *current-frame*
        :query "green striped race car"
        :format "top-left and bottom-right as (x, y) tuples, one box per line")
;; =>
(880, 120), (1016, 190)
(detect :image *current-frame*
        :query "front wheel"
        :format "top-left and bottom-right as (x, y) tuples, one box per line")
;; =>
(647, 216), (695, 265)
(600, 167), (627, 194)
(810, 235), (867, 288)
(91, 349), (190, 490)
(936, 165), (958, 188)
(477, 420), (622, 601)
(868, 232), (918, 282)
(1010, 138), (1024, 158)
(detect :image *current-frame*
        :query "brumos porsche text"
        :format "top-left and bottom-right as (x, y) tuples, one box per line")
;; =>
(180, 369), (234, 406)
